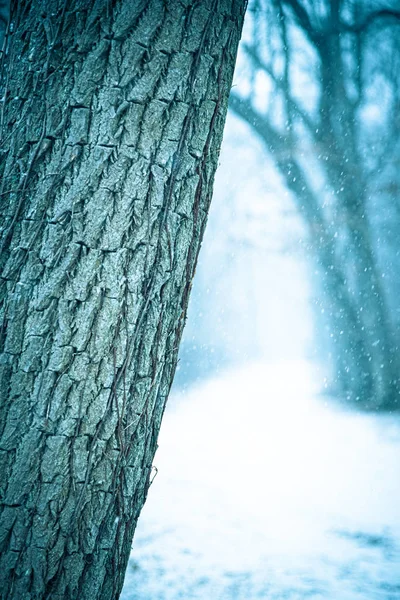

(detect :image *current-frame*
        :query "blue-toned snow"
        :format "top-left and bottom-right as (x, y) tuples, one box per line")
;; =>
(121, 360), (400, 599)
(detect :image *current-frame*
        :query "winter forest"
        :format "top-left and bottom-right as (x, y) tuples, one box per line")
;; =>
(0, 1), (400, 599)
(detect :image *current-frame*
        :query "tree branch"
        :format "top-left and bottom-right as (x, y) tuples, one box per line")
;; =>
(281, 0), (321, 45)
(242, 43), (317, 136)
(345, 8), (400, 34)
(229, 92), (288, 155)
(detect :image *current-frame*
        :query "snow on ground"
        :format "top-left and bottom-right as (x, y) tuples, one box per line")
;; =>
(121, 360), (400, 600)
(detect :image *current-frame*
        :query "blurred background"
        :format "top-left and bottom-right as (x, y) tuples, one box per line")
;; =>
(122, 1), (400, 598)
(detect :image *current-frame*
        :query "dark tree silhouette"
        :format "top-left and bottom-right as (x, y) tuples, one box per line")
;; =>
(231, 0), (400, 409)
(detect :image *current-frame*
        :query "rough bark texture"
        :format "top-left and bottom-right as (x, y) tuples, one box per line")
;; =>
(0, 1), (246, 598)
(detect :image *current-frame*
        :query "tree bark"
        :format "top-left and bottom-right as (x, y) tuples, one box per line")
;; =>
(0, 1), (246, 598)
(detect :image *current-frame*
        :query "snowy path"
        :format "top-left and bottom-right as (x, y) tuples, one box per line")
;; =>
(121, 361), (400, 599)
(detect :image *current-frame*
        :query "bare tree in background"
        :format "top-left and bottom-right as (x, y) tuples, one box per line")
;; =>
(231, 0), (400, 409)
(0, 1), (246, 598)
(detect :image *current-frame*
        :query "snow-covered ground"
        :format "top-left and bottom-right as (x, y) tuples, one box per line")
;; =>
(121, 360), (400, 600)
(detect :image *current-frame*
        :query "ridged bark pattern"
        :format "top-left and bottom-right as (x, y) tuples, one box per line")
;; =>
(0, 1), (246, 598)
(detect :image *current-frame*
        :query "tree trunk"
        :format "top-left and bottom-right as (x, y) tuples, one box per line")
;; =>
(231, 1), (400, 410)
(342, 198), (399, 408)
(315, 20), (399, 409)
(0, 1), (246, 598)
(231, 92), (380, 407)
